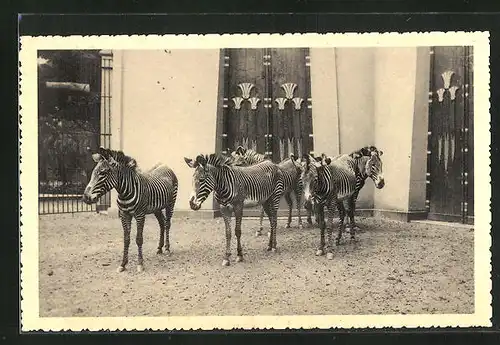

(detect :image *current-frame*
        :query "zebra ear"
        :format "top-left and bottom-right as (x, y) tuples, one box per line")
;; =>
(324, 157), (332, 165)
(98, 147), (110, 159)
(303, 154), (310, 165)
(184, 157), (197, 168)
(378, 150), (383, 156)
(235, 146), (246, 155)
(92, 153), (103, 163)
(108, 155), (119, 167)
(353, 152), (362, 159)
(196, 155), (207, 167)
(290, 154), (301, 168)
(127, 158), (137, 169)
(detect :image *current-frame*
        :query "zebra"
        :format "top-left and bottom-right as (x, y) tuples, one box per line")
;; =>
(82, 147), (178, 273)
(294, 149), (384, 259)
(300, 146), (385, 232)
(230, 146), (306, 236)
(184, 153), (285, 266)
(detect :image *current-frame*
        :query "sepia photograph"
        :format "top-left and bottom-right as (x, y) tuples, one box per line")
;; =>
(19, 32), (491, 331)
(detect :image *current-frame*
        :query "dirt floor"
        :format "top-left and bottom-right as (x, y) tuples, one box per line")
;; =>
(38, 212), (474, 317)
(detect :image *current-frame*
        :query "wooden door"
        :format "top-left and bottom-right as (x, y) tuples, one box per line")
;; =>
(219, 48), (313, 162)
(427, 46), (474, 224)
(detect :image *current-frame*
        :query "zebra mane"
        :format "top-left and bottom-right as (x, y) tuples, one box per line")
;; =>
(235, 147), (267, 159)
(196, 153), (236, 168)
(349, 146), (381, 158)
(99, 147), (137, 169)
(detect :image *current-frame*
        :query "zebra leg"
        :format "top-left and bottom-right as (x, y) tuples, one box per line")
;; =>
(343, 200), (351, 233)
(347, 197), (358, 241)
(315, 202), (326, 256)
(164, 203), (174, 254)
(294, 190), (303, 229)
(305, 200), (313, 226)
(220, 205), (233, 266)
(135, 215), (146, 272)
(154, 211), (166, 254)
(255, 207), (264, 237)
(284, 192), (293, 229)
(118, 211), (133, 272)
(335, 202), (346, 246)
(325, 200), (337, 260)
(233, 205), (244, 262)
(263, 199), (279, 252)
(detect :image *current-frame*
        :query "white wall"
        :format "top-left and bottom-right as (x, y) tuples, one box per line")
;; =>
(110, 49), (220, 212)
(310, 48), (340, 156)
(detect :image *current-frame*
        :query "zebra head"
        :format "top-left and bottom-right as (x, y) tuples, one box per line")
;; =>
(82, 147), (136, 204)
(184, 155), (216, 211)
(230, 146), (266, 166)
(297, 154), (324, 205)
(364, 149), (385, 189)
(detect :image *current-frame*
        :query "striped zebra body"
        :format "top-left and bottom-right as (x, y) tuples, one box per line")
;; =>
(296, 147), (384, 259)
(231, 146), (306, 236)
(185, 153), (285, 266)
(83, 147), (178, 273)
(297, 154), (357, 259)
(305, 146), (384, 232)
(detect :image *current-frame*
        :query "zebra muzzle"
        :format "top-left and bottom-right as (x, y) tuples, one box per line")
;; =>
(189, 197), (201, 211)
(82, 193), (97, 204)
(376, 179), (385, 189)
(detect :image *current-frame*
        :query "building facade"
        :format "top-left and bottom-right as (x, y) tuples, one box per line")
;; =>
(101, 47), (473, 224)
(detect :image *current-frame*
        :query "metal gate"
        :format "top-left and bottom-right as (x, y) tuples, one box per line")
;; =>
(426, 46), (474, 224)
(38, 50), (112, 214)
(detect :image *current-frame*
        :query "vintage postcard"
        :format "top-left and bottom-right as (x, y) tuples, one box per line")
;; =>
(19, 32), (491, 331)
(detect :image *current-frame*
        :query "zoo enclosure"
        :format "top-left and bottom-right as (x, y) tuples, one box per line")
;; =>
(38, 50), (112, 214)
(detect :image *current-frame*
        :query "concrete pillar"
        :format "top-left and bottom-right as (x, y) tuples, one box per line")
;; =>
(310, 48), (340, 156)
(373, 47), (429, 220)
(335, 48), (376, 209)
(408, 47), (431, 213)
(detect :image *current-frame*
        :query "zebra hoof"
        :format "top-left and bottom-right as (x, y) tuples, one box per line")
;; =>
(315, 249), (324, 256)
(298, 224), (303, 229)
(164, 249), (171, 256)
(117, 266), (125, 273)
(236, 255), (243, 262)
(156, 249), (163, 255)
(137, 265), (144, 273)
(326, 253), (334, 260)
(222, 259), (230, 267)
(286, 224), (291, 229)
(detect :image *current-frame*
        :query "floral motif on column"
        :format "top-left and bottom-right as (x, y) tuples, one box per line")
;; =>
(292, 97), (304, 110)
(275, 97), (287, 110)
(232, 97), (244, 110)
(238, 83), (254, 99)
(281, 82), (297, 99)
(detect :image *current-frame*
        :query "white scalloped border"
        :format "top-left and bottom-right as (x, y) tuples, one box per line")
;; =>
(19, 31), (491, 332)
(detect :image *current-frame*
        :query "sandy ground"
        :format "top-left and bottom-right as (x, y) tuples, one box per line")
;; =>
(38, 213), (474, 317)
